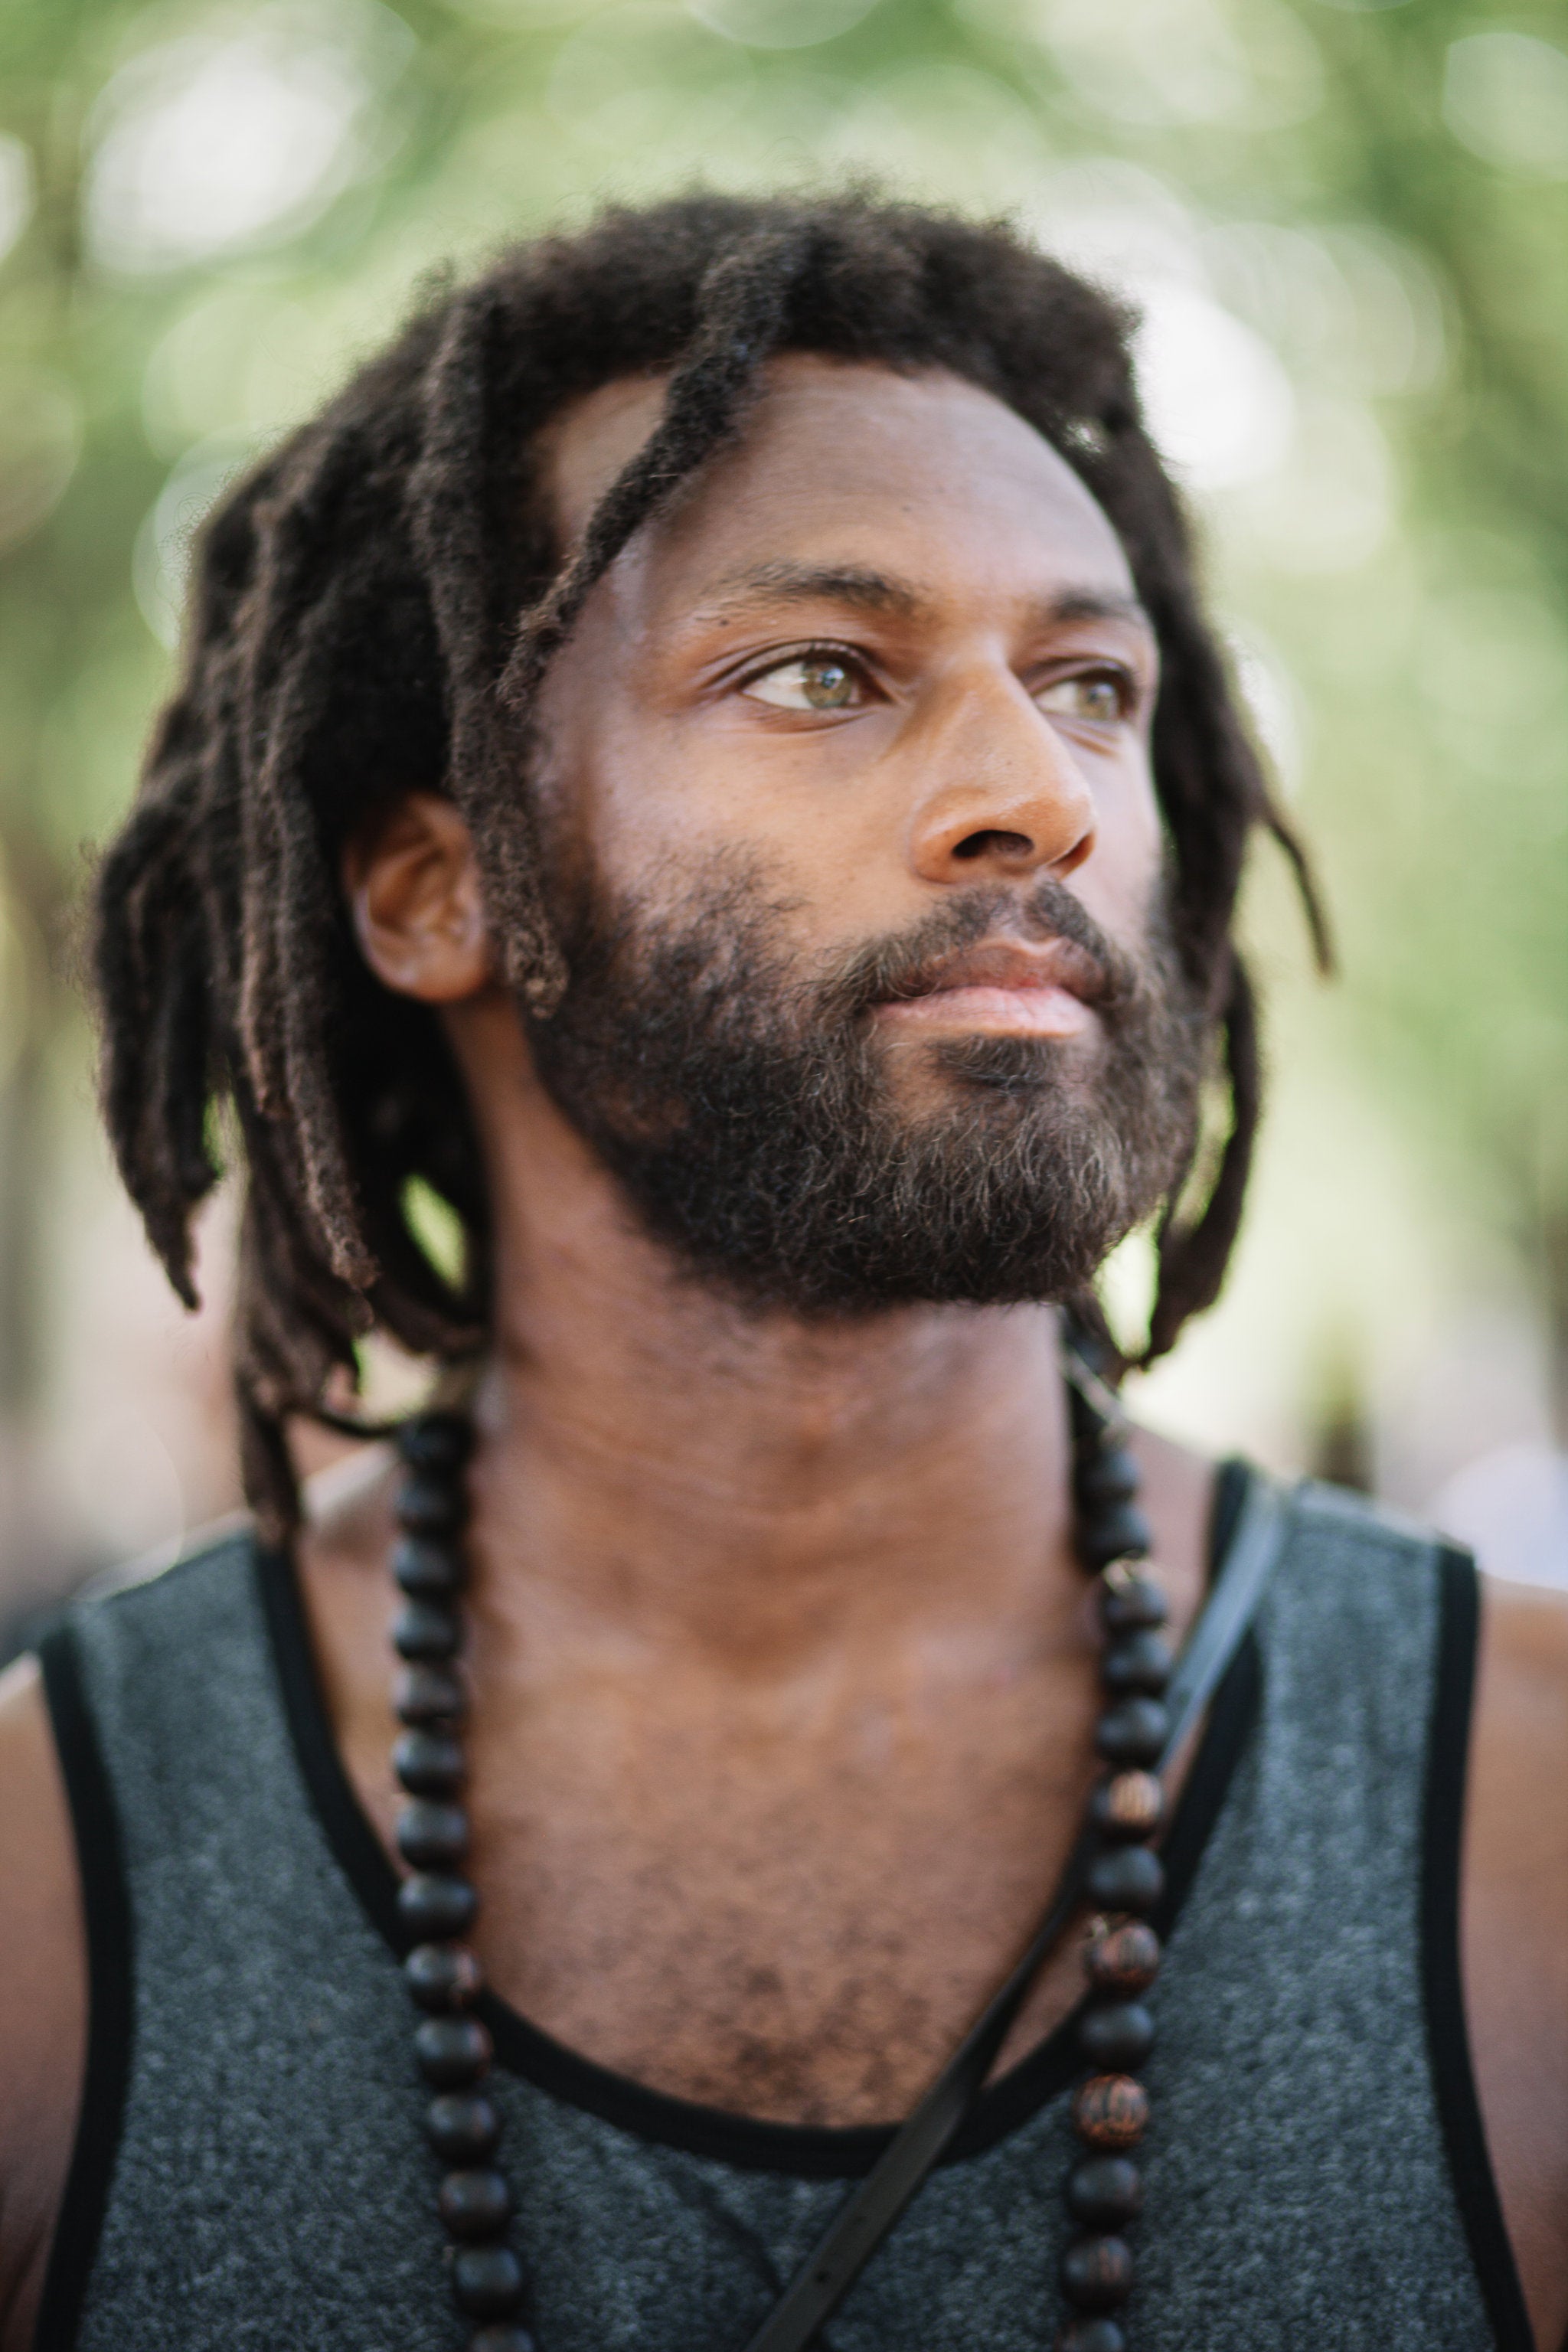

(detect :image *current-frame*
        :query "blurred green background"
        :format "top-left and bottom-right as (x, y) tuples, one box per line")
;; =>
(2, 0), (1567, 1617)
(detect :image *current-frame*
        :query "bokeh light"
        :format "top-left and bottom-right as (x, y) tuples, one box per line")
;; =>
(4, 0), (1568, 1625)
(82, 0), (413, 273)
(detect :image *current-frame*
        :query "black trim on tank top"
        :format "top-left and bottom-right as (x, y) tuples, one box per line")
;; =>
(33, 1624), (136, 2352)
(255, 1458), (1263, 2181)
(1422, 1543), (1535, 2352)
(1207, 1453), (1250, 1590)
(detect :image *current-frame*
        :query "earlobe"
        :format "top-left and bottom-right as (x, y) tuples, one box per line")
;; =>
(343, 792), (497, 1004)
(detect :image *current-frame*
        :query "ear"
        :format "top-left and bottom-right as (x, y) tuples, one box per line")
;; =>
(344, 792), (495, 1003)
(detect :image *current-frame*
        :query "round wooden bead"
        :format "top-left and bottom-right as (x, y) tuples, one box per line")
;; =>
(394, 1535), (466, 1599)
(1077, 2001), (1155, 2070)
(399, 1871), (479, 1940)
(397, 1413), (475, 1474)
(1086, 1844), (1165, 1916)
(426, 2092), (501, 2164)
(397, 1800), (470, 1873)
(1086, 1920), (1162, 1996)
(1056, 2318), (1125, 2352)
(469, 2331), (537, 2352)
(452, 2244), (525, 2320)
(395, 1664), (468, 1727)
(1101, 1630), (1172, 1697)
(1094, 1698), (1168, 1767)
(1072, 2074), (1149, 2150)
(1077, 1501), (1152, 1572)
(1060, 2233), (1133, 2311)
(439, 2167), (514, 2240)
(1074, 1444), (1138, 1511)
(405, 1942), (483, 2012)
(1067, 2155), (1143, 2230)
(397, 1473), (468, 1540)
(394, 1600), (462, 1664)
(394, 1728), (466, 1798)
(1098, 1569), (1168, 1634)
(1089, 1771), (1164, 1842)
(415, 2014), (493, 2090)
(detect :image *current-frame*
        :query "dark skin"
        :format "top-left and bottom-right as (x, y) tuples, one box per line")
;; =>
(2, 358), (1567, 2349)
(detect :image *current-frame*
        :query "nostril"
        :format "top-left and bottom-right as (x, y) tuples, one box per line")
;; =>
(952, 828), (1034, 861)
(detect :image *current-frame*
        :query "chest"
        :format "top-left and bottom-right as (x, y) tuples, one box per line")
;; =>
(361, 1641), (1104, 2122)
(74, 1540), (1507, 2352)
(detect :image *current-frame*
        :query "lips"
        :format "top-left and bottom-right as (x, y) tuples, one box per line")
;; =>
(873, 937), (1106, 1040)
(884, 937), (1108, 1004)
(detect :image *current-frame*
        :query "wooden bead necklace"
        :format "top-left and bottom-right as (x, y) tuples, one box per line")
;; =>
(387, 1410), (532, 2350)
(384, 1355), (1169, 2352)
(1054, 1372), (1170, 2352)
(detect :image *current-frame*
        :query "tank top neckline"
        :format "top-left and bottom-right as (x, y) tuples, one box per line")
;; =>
(253, 1459), (1262, 2179)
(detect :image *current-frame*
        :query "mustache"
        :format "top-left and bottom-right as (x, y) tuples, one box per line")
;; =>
(818, 877), (1148, 1025)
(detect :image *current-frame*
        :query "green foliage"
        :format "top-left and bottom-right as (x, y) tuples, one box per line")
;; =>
(2, 0), (1567, 1377)
(403, 1174), (466, 1292)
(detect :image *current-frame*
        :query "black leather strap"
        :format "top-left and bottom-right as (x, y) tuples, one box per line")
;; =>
(740, 1474), (1293, 2352)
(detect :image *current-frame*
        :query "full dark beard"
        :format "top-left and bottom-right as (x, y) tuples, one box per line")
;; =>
(526, 866), (1210, 1314)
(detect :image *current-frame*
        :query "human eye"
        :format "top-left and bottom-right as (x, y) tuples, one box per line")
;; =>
(1034, 668), (1134, 726)
(740, 648), (871, 714)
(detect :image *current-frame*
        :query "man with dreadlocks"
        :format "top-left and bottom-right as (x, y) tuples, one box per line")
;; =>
(0, 192), (1565, 2352)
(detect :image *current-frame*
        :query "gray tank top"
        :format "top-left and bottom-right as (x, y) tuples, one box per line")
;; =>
(33, 1470), (1530, 2351)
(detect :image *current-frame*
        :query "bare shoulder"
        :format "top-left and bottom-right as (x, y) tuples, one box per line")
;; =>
(1474, 1567), (1568, 1734)
(1465, 1572), (1568, 2350)
(1469, 1573), (1568, 1929)
(1467, 1569), (1568, 1952)
(0, 1651), (87, 2352)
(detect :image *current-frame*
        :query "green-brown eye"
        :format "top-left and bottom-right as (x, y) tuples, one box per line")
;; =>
(1037, 671), (1129, 724)
(743, 654), (865, 712)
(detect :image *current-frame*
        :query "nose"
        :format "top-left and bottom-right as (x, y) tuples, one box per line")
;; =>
(905, 673), (1096, 887)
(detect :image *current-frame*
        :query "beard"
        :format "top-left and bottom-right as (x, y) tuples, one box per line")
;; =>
(524, 860), (1210, 1315)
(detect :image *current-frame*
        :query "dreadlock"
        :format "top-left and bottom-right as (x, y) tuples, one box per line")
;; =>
(92, 191), (1327, 1539)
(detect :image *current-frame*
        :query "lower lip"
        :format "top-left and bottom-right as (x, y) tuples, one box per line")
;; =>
(875, 985), (1096, 1038)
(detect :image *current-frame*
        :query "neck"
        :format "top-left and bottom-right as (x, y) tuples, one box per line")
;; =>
(451, 996), (1078, 1672)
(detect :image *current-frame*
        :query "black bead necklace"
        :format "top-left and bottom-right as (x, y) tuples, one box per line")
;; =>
(1054, 1367), (1172, 2352)
(384, 1351), (1170, 2352)
(388, 1409), (533, 2352)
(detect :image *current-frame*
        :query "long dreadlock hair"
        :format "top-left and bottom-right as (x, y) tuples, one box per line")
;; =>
(93, 191), (1328, 1539)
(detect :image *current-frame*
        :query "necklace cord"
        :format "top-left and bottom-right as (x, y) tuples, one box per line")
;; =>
(383, 1347), (1290, 2352)
(736, 1472), (1292, 2352)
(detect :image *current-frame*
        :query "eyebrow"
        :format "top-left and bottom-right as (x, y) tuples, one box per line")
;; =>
(1046, 588), (1151, 630)
(691, 560), (1152, 635)
(694, 561), (926, 624)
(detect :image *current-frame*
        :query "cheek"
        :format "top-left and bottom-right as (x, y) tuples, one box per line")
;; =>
(1074, 747), (1165, 936)
(528, 626), (661, 905)
(575, 717), (758, 908)
(528, 596), (751, 906)
(540, 684), (840, 924)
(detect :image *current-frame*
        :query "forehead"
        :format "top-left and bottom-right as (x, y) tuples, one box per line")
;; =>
(539, 354), (1137, 609)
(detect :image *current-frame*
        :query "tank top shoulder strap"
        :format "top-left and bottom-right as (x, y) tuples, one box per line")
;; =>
(33, 1530), (281, 2352)
(1245, 1481), (1531, 2351)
